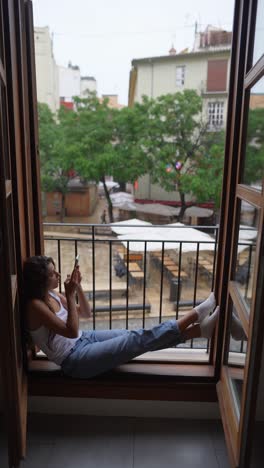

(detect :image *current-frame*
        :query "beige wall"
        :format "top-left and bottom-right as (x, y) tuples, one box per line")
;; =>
(88, 184), (98, 213)
(134, 53), (230, 102)
(250, 94), (264, 109)
(135, 174), (185, 202)
(45, 185), (98, 217)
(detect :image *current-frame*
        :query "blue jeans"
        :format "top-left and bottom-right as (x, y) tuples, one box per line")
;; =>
(61, 320), (184, 379)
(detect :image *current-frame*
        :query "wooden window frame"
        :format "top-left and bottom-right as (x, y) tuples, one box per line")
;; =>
(216, 0), (264, 466)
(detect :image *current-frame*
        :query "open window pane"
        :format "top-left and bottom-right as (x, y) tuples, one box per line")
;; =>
(241, 77), (264, 191)
(227, 302), (248, 420)
(235, 200), (259, 312)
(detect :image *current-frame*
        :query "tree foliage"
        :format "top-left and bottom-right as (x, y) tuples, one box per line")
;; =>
(38, 92), (263, 224)
(54, 93), (149, 221)
(244, 107), (264, 185)
(38, 103), (75, 221)
(135, 90), (216, 218)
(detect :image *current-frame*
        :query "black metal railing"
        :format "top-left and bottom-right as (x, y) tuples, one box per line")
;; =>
(43, 222), (253, 355)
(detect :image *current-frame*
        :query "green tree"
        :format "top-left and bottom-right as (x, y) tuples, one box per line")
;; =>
(38, 103), (74, 222)
(57, 94), (116, 221)
(58, 93), (149, 222)
(136, 90), (212, 220)
(181, 132), (225, 210)
(244, 107), (264, 185)
(38, 102), (57, 163)
(112, 104), (150, 186)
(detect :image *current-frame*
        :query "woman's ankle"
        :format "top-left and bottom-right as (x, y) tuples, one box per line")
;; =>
(182, 323), (201, 341)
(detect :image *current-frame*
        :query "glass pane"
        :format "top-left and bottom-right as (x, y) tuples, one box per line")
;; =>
(241, 78), (264, 191)
(253, 0), (264, 65)
(227, 302), (248, 419)
(235, 201), (258, 311)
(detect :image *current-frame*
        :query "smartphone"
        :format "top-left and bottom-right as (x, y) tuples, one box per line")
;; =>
(74, 254), (80, 268)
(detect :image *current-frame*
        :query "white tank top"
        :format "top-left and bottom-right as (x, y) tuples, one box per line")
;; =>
(29, 291), (82, 365)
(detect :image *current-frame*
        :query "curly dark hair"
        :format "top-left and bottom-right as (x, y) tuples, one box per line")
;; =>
(23, 255), (55, 302)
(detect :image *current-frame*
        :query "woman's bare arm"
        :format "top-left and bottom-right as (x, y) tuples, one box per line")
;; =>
(63, 268), (80, 336)
(27, 299), (79, 338)
(76, 284), (91, 318)
(27, 268), (81, 338)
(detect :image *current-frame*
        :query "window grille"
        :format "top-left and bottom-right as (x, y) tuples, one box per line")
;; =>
(208, 101), (224, 129)
(176, 66), (185, 87)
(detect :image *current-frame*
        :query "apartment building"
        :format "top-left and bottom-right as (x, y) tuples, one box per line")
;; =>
(59, 64), (98, 109)
(34, 26), (60, 112)
(129, 27), (231, 202)
(80, 75), (97, 96)
(34, 28), (97, 112)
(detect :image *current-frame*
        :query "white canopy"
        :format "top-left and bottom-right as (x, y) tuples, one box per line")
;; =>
(110, 218), (152, 236)
(98, 181), (120, 195)
(117, 202), (213, 218)
(117, 202), (179, 217)
(118, 222), (216, 253)
(238, 225), (257, 241)
(183, 206), (213, 218)
(110, 192), (134, 207)
(135, 203), (179, 216)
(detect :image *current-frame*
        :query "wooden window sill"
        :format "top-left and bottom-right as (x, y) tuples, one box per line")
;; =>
(28, 359), (217, 402)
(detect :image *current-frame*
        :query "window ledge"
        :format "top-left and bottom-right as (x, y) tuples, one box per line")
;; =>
(27, 358), (217, 402)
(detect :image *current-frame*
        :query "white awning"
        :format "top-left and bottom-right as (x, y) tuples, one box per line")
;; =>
(117, 222), (216, 253)
(110, 218), (152, 235)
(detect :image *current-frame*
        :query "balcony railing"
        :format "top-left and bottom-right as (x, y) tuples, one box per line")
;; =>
(43, 222), (252, 361)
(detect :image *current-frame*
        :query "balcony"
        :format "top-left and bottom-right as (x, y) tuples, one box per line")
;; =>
(42, 222), (252, 365)
(200, 79), (228, 95)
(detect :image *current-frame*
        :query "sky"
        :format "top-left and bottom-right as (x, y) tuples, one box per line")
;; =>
(32, 0), (235, 105)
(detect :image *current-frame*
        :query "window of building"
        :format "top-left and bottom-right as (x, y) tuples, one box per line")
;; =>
(207, 59), (228, 92)
(176, 66), (185, 87)
(208, 101), (224, 129)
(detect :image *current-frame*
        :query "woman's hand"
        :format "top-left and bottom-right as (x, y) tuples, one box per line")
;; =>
(75, 266), (82, 290)
(64, 267), (79, 297)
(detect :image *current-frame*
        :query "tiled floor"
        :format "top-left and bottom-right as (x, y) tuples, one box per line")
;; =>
(0, 415), (231, 468)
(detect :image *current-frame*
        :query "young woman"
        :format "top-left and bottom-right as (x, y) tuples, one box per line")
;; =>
(24, 255), (220, 379)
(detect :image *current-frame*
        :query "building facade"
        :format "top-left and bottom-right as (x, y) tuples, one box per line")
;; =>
(34, 28), (97, 112)
(34, 26), (60, 113)
(59, 62), (81, 106)
(80, 76), (97, 97)
(129, 27), (231, 202)
(59, 65), (97, 108)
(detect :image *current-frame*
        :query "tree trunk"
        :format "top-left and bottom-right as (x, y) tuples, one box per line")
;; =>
(118, 181), (126, 192)
(178, 191), (188, 222)
(102, 178), (114, 222)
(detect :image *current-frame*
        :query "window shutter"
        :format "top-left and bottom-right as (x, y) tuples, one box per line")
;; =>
(207, 59), (228, 92)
